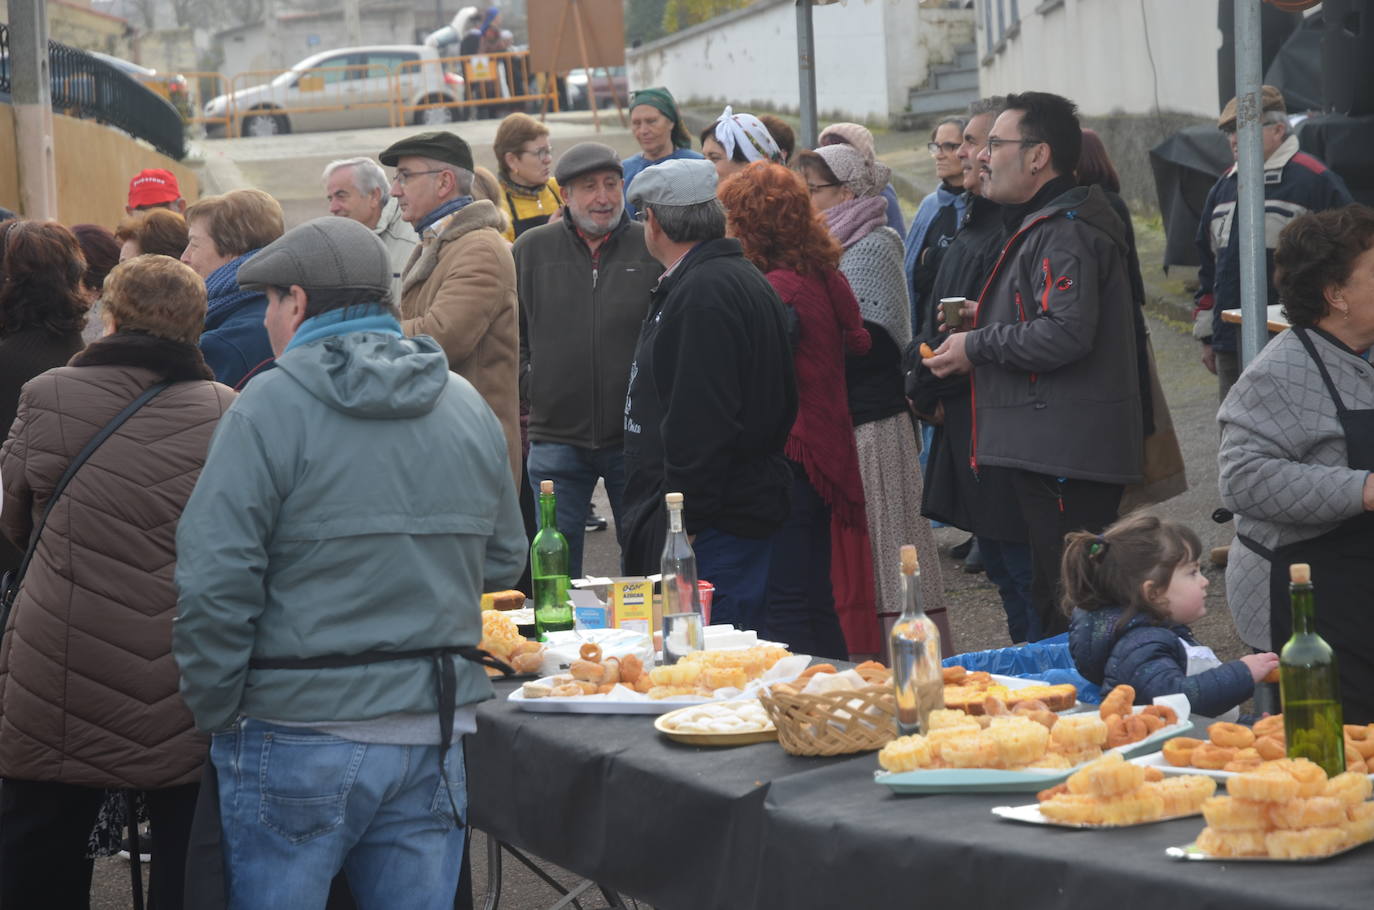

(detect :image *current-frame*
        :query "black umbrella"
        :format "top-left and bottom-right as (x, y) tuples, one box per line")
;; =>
(1148, 126), (1232, 271)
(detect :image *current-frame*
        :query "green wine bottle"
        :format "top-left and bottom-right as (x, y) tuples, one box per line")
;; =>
(1278, 562), (1344, 777)
(531, 480), (572, 639)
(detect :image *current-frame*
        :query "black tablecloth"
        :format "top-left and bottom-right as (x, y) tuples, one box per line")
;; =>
(467, 682), (1371, 910)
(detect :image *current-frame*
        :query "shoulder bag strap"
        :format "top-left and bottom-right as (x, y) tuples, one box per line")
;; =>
(7, 380), (172, 597)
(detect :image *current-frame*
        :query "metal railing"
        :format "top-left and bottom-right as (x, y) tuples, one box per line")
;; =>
(45, 38), (186, 159)
(395, 50), (559, 123)
(0, 24), (10, 95)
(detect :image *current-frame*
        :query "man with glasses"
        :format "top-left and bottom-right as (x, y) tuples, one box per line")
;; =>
(904, 117), (968, 334)
(924, 91), (1142, 640)
(380, 130), (521, 488)
(513, 142), (661, 577)
(1192, 85), (1352, 400)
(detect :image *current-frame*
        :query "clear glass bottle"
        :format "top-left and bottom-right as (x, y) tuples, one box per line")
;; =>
(660, 492), (703, 664)
(531, 480), (572, 639)
(890, 544), (944, 736)
(1279, 562), (1344, 776)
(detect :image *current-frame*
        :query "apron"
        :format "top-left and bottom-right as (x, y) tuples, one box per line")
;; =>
(505, 189), (552, 239)
(1183, 641), (1241, 724)
(1239, 327), (1374, 725)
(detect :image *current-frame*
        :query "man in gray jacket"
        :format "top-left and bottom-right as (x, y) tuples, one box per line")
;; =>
(323, 156), (416, 303)
(926, 91), (1142, 640)
(514, 142), (661, 576)
(174, 217), (525, 908)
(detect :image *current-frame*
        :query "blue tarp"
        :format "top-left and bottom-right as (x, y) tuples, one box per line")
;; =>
(945, 634), (1103, 704)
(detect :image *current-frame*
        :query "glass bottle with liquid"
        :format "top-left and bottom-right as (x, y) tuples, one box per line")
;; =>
(890, 544), (944, 736)
(660, 492), (703, 664)
(1279, 562), (1344, 776)
(531, 480), (573, 638)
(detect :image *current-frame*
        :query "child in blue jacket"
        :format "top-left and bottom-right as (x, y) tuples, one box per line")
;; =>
(1066, 513), (1277, 721)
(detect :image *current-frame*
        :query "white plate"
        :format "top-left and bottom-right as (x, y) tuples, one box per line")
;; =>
(1166, 839), (1374, 863)
(876, 765), (1082, 794)
(1133, 750), (1374, 784)
(654, 702), (777, 746)
(993, 802), (1202, 829)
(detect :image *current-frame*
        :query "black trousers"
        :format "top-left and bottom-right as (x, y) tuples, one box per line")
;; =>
(0, 777), (198, 910)
(1010, 470), (1123, 641)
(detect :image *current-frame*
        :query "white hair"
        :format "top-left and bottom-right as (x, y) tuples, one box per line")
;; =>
(322, 157), (389, 198)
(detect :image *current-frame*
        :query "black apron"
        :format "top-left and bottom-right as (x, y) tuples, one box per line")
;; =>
(505, 189), (552, 239)
(1241, 327), (1374, 725)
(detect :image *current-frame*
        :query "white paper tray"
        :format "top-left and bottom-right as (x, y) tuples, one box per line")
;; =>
(993, 802), (1202, 829)
(1166, 839), (1374, 863)
(1132, 750), (1374, 784)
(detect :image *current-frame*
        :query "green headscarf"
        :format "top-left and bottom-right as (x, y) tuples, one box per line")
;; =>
(628, 86), (692, 151)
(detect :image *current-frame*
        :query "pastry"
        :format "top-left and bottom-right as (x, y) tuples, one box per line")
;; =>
(1098, 684), (1135, 719)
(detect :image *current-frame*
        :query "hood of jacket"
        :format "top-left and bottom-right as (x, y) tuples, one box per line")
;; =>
(1018, 183), (1128, 256)
(274, 310), (450, 419)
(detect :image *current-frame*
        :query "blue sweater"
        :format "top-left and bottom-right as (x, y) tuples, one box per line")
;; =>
(1068, 606), (1253, 719)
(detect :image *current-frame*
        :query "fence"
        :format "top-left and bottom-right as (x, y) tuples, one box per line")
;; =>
(225, 63), (405, 137)
(394, 51), (560, 124)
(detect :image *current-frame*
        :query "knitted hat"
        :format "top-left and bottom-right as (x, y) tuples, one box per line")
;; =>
(818, 122), (876, 161)
(814, 144), (891, 200)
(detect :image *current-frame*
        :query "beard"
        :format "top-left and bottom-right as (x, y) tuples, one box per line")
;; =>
(570, 208), (616, 238)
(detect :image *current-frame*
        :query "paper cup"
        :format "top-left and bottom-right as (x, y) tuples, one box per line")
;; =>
(698, 580), (715, 626)
(941, 297), (966, 330)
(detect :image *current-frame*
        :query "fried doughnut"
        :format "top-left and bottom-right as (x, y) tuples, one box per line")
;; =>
(1036, 783), (1069, 803)
(942, 665), (967, 684)
(618, 654), (643, 684)
(550, 683), (585, 697)
(1254, 735), (1286, 761)
(1095, 788), (1165, 826)
(1139, 704), (1178, 726)
(1270, 757), (1329, 797)
(988, 718), (1051, 768)
(596, 683), (616, 694)
(1038, 794), (1102, 825)
(599, 657), (621, 685)
(1201, 796), (1271, 831)
(1162, 736), (1204, 767)
(648, 662), (702, 687)
(579, 642), (603, 662)
(1265, 827), (1348, 859)
(1347, 752), (1368, 774)
(1051, 714), (1108, 751)
(1189, 744), (1238, 770)
(1145, 775), (1216, 816)
(799, 663), (838, 679)
(982, 695), (1011, 717)
(510, 651), (545, 675)
(878, 734), (932, 772)
(631, 675), (653, 694)
(1143, 765), (1166, 782)
(702, 666), (748, 691)
(1228, 769), (1300, 803)
(918, 342), (935, 359)
(1342, 804), (1374, 847)
(1252, 714), (1284, 738)
(1345, 724), (1374, 759)
(1098, 684), (1135, 719)
(927, 709), (981, 731)
(940, 732), (1000, 768)
(1027, 751), (1076, 770)
(1196, 826), (1268, 857)
(1105, 713), (1151, 748)
(1066, 753), (1146, 797)
(1324, 770), (1374, 807)
(573, 679), (599, 695)
(1268, 796), (1347, 830)
(1138, 713), (1166, 734)
(1224, 758), (1265, 773)
(1209, 722), (1256, 750)
(569, 659), (604, 682)
(646, 684), (700, 699)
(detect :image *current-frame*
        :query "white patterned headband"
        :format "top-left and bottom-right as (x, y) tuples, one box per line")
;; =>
(712, 106), (783, 164)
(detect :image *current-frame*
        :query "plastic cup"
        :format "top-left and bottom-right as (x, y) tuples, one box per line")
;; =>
(698, 580), (714, 626)
(941, 296), (967, 330)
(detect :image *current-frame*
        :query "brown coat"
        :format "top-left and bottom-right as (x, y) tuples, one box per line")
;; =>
(400, 199), (521, 486)
(0, 334), (236, 789)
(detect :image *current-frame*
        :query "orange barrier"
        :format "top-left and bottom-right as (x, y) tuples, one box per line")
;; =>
(182, 71), (231, 133)
(225, 64), (404, 138)
(394, 50), (560, 123)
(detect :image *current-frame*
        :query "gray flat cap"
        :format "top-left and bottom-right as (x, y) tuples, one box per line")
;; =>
(239, 216), (389, 295)
(626, 158), (718, 209)
(554, 141), (622, 185)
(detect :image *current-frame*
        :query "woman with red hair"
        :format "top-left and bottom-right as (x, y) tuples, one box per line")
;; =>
(718, 162), (870, 658)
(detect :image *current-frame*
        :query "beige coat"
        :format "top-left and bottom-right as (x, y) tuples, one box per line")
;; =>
(400, 199), (521, 486)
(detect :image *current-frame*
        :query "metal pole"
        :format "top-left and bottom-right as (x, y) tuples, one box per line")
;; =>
(343, 0), (363, 47)
(1234, 0), (1268, 368)
(796, 0), (818, 149)
(10, 0), (58, 220)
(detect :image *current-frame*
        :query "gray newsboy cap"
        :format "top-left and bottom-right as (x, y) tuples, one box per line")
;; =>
(626, 158), (718, 209)
(379, 130), (474, 171)
(554, 142), (622, 184)
(239, 216), (390, 295)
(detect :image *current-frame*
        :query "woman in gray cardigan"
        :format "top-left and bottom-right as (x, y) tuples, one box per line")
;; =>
(1217, 204), (1374, 724)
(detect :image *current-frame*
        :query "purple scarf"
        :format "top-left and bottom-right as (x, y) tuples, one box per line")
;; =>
(824, 195), (889, 250)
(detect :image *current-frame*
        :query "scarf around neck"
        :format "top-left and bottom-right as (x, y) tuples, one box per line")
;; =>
(204, 251), (261, 324)
(824, 195), (889, 250)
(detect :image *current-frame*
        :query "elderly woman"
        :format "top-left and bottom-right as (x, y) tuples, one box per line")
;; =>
(719, 162), (869, 659)
(699, 107), (784, 182)
(1219, 204), (1374, 725)
(0, 254), (236, 908)
(621, 87), (703, 217)
(493, 112), (561, 241)
(115, 208), (190, 262)
(181, 188), (284, 388)
(818, 121), (905, 235)
(798, 145), (950, 659)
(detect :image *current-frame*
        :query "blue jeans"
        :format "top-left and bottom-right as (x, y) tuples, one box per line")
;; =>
(764, 465), (847, 659)
(979, 537), (1036, 644)
(694, 527), (772, 635)
(526, 441), (626, 578)
(211, 719), (467, 910)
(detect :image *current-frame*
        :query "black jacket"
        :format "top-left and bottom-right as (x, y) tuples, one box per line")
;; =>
(619, 239), (798, 574)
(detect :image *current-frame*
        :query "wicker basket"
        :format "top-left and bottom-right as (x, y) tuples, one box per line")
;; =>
(757, 685), (898, 756)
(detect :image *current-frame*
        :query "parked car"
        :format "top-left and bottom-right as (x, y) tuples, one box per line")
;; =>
(203, 45), (465, 138)
(565, 66), (628, 110)
(90, 51), (190, 112)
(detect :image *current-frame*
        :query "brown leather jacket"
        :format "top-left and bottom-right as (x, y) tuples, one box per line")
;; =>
(0, 333), (236, 789)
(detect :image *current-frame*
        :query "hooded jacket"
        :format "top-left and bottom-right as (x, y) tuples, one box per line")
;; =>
(1068, 606), (1254, 720)
(963, 183), (1143, 484)
(0, 333), (234, 788)
(173, 309), (526, 732)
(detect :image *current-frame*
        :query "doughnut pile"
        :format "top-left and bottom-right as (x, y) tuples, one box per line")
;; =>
(877, 710), (1109, 772)
(1036, 753), (1217, 826)
(523, 644), (794, 699)
(522, 642), (652, 697)
(941, 666), (1077, 714)
(1192, 759), (1374, 858)
(479, 610), (545, 675)
(1163, 716), (1374, 773)
(1096, 684), (1179, 748)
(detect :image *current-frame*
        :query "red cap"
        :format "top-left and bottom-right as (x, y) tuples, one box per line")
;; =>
(127, 168), (181, 208)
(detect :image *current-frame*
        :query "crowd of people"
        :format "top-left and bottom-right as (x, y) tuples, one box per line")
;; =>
(0, 78), (1369, 908)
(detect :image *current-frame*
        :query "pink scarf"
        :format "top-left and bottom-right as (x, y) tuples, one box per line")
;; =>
(824, 195), (889, 249)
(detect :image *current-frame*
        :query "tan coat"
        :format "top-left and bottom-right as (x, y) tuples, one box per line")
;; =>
(0, 335), (236, 789)
(400, 199), (521, 486)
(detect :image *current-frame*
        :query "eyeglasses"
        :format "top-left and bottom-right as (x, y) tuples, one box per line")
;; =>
(807, 183), (841, 195)
(927, 142), (961, 155)
(522, 146), (554, 161)
(985, 137), (1045, 153)
(391, 168), (445, 186)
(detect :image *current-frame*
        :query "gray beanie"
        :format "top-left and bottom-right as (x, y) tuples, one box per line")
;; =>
(238, 216), (390, 295)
